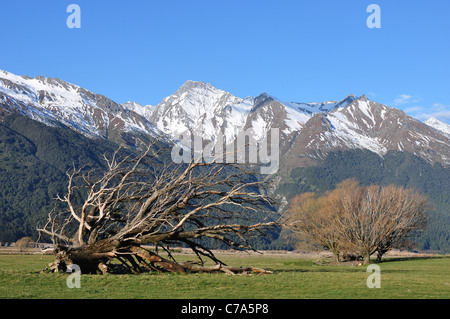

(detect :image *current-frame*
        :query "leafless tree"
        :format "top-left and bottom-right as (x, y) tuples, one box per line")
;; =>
(285, 179), (429, 264)
(38, 143), (278, 274)
(283, 192), (344, 261)
(14, 236), (35, 252)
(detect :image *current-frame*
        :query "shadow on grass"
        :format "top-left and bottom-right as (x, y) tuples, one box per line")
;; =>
(274, 256), (450, 274)
(378, 255), (449, 263)
(276, 268), (362, 274)
(275, 262), (365, 274)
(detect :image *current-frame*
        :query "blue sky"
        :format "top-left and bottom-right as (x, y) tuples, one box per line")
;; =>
(0, 0), (449, 123)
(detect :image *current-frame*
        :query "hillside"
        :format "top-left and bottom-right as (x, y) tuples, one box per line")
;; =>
(277, 149), (450, 252)
(0, 114), (119, 242)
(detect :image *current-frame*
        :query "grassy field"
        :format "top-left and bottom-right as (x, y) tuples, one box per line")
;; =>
(0, 251), (449, 299)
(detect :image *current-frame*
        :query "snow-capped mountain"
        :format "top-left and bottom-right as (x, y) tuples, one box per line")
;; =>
(146, 81), (450, 168)
(148, 80), (251, 143)
(425, 117), (450, 138)
(122, 101), (154, 120)
(241, 93), (358, 154)
(1, 68), (449, 169)
(0, 69), (163, 148)
(146, 80), (357, 154)
(283, 96), (450, 168)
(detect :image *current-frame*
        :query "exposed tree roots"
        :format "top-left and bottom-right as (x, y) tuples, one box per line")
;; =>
(43, 244), (272, 275)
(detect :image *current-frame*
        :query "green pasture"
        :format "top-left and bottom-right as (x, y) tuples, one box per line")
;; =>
(0, 253), (448, 299)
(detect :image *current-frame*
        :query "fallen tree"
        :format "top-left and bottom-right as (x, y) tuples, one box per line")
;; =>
(38, 143), (277, 275)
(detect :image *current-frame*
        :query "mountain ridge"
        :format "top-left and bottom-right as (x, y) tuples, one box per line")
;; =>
(425, 117), (450, 137)
(1, 69), (450, 169)
(0, 69), (164, 148)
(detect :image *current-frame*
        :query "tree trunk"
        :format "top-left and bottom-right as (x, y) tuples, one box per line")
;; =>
(48, 239), (118, 274)
(363, 252), (371, 265)
(334, 253), (341, 263)
(376, 250), (385, 263)
(44, 240), (272, 275)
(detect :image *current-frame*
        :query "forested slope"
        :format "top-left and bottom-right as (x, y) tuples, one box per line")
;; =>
(277, 149), (450, 252)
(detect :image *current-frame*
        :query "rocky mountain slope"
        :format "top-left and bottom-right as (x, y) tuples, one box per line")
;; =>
(2, 69), (449, 169)
(425, 117), (450, 138)
(0, 69), (164, 148)
(283, 96), (450, 168)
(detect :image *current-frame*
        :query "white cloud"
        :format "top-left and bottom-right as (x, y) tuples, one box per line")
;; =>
(415, 110), (450, 122)
(390, 94), (450, 124)
(392, 94), (421, 106)
(403, 106), (423, 113)
(403, 103), (450, 124)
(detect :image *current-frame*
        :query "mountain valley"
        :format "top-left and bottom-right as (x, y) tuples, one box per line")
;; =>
(1, 69), (449, 251)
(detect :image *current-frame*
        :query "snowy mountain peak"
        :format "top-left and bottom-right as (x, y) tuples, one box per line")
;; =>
(282, 94), (450, 168)
(171, 80), (238, 105)
(0, 69), (79, 104)
(122, 101), (154, 119)
(161, 80), (242, 110)
(150, 80), (245, 140)
(2, 68), (449, 168)
(0, 69), (161, 145)
(425, 117), (450, 137)
(335, 94), (359, 108)
(147, 80), (382, 151)
(359, 94), (369, 101)
(177, 80), (215, 91)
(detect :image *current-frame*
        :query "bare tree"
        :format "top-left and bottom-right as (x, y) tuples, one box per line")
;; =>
(370, 185), (429, 261)
(284, 179), (429, 264)
(15, 236), (35, 252)
(284, 192), (344, 261)
(38, 143), (278, 274)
